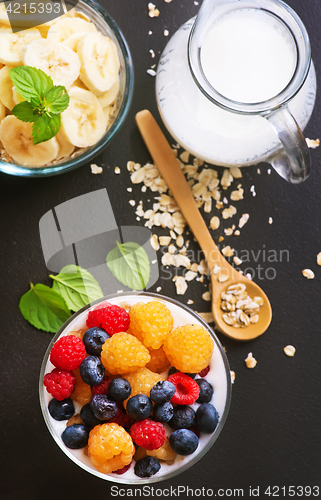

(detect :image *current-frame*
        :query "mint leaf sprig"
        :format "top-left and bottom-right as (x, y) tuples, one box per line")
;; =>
(10, 66), (70, 145)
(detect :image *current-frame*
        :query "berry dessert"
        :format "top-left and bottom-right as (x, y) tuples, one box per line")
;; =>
(40, 293), (231, 483)
(0, 5), (122, 168)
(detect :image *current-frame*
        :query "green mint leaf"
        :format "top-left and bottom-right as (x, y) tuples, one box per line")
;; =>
(50, 265), (103, 312)
(32, 113), (61, 145)
(19, 283), (71, 333)
(106, 241), (150, 290)
(10, 66), (53, 102)
(45, 85), (70, 114)
(11, 101), (38, 122)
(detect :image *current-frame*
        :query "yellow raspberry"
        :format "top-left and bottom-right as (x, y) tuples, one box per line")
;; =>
(101, 332), (150, 375)
(146, 346), (170, 373)
(163, 324), (214, 373)
(123, 367), (165, 408)
(134, 447), (148, 461)
(71, 368), (92, 405)
(88, 423), (135, 474)
(128, 300), (174, 350)
(147, 437), (177, 462)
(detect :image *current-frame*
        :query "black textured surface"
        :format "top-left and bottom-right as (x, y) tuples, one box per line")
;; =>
(1, 0), (321, 498)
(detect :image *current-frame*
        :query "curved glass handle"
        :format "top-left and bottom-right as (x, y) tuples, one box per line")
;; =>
(264, 106), (311, 184)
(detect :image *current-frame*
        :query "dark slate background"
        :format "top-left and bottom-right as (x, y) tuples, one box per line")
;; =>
(1, 0), (321, 499)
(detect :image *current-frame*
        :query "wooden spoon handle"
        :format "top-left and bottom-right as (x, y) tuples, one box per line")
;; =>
(136, 110), (227, 272)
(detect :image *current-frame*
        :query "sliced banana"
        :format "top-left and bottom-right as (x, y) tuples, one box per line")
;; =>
(0, 115), (59, 166)
(12, 86), (25, 105)
(0, 66), (15, 110)
(56, 129), (75, 159)
(0, 27), (41, 66)
(47, 17), (96, 43)
(22, 39), (80, 88)
(103, 105), (111, 125)
(72, 78), (89, 90)
(63, 31), (88, 52)
(61, 86), (106, 148)
(97, 76), (120, 109)
(0, 101), (6, 122)
(78, 32), (120, 95)
(0, 4), (11, 26)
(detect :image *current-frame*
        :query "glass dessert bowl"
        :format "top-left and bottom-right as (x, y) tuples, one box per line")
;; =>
(0, 0), (134, 177)
(39, 292), (231, 484)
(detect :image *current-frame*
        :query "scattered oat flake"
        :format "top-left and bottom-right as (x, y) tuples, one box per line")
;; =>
(149, 49), (155, 58)
(164, 29), (169, 36)
(90, 164), (102, 174)
(268, 217), (273, 224)
(230, 167), (242, 178)
(222, 245), (234, 257)
(129, 200), (136, 207)
(187, 299), (194, 305)
(173, 276), (188, 295)
(202, 291), (211, 301)
(185, 270), (197, 281)
(245, 352), (257, 369)
(147, 69), (156, 76)
(267, 168), (271, 174)
(230, 371), (235, 384)
(317, 252), (321, 266)
(150, 234), (160, 251)
(250, 185), (256, 197)
(156, 286), (162, 292)
(257, 168), (261, 174)
(239, 213), (249, 228)
(302, 269), (315, 279)
(148, 30), (153, 35)
(284, 345), (296, 357)
(218, 236), (224, 242)
(127, 187), (132, 192)
(233, 256), (242, 266)
(164, 0), (172, 3)
(306, 138), (320, 149)
(234, 230), (240, 236)
(198, 312), (214, 324)
(210, 216), (220, 230)
(114, 166), (120, 174)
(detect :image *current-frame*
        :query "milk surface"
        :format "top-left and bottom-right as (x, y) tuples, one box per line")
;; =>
(200, 8), (297, 103)
(41, 294), (231, 484)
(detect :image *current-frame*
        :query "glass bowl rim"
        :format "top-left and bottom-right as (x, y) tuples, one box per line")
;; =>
(39, 291), (232, 485)
(0, 0), (134, 177)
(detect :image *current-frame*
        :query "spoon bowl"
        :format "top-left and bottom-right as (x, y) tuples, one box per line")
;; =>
(136, 109), (272, 340)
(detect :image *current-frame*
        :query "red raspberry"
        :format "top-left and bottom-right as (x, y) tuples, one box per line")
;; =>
(168, 372), (200, 405)
(198, 365), (210, 378)
(50, 335), (86, 371)
(44, 368), (76, 401)
(113, 464), (131, 475)
(86, 303), (130, 335)
(92, 378), (112, 396)
(131, 419), (166, 450)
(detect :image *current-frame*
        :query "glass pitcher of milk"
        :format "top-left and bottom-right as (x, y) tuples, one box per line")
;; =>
(156, 0), (317, 183)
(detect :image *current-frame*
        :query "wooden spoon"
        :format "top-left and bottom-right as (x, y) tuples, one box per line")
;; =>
(136, 110), (272, 340)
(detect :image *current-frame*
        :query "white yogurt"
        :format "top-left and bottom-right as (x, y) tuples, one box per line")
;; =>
(41, 293), (231, 484)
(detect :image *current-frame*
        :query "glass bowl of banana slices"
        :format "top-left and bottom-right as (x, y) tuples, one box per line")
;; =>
(0, 0), (134, 177)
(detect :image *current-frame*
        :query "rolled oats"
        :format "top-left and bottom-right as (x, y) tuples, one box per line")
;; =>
(173, 276), (188, 295)
(317, 252), (321, 266)
(202, 291), (211, 301)
(90, 164), (102, 174)
(245, 352), (257, 368)
(210, 216), (220, 230)
(284, 345), (296, 357)
(238, 213), (249, 228)
(150, 234), (160, 251)
(302, 269), (315, 279)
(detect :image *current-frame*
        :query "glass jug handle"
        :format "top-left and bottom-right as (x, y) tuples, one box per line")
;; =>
(264, 106), (311, 183)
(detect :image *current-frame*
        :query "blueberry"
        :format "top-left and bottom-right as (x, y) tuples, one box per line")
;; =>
(195, 379), (214, 404)
(90, 394), (118, 420)
(153, 402), (174, 423)
(83, 327), (110, 355)
(150, 380), (175, 404)
(169, 429), (199, 456)
(195, 403), (219, 433)
(169, 405), (195, 429)
(126, 394), (153, 420)
(109, 377), (131, 401)
(61, 424), (89, 449)
(79, 356), (105, 386)
(48, 398), (75, 421)
(80, 403), (102, 429)
(134, 456), (161, 478)
(168, 367), (196, 379)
